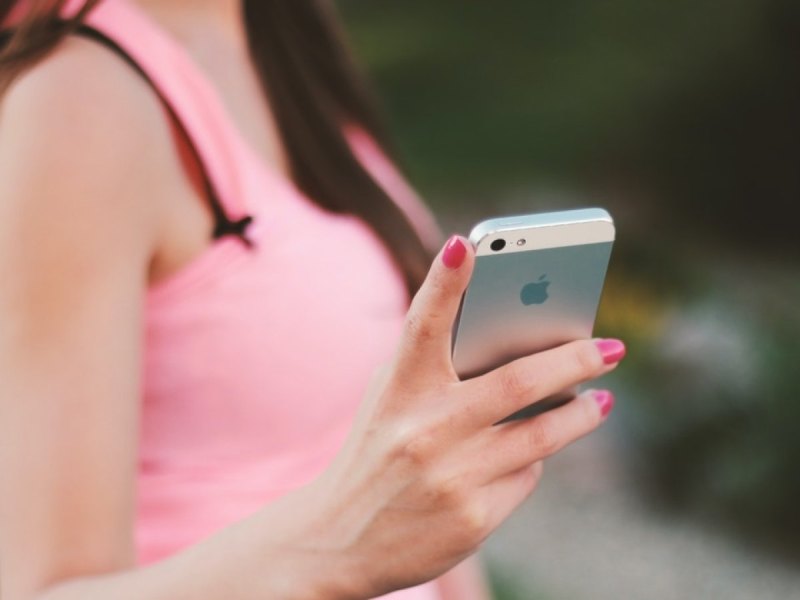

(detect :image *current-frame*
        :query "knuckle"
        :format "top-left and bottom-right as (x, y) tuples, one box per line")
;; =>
(527, 418), (560, 457)
(572, 342), (601, 375)
(498, 363), (534, 400)
(454, 499), (489, 542)
(390, 424), (436, 468)
(426, 472), (467, 508)
(404, 311), (437, 347)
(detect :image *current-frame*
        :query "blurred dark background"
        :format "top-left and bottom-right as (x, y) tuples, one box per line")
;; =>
(340, 1), (800, 597)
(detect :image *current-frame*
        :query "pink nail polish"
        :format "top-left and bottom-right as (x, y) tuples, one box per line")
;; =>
(595, 338), (626, 364)
(442, 236), (466, 269)
(593, 390), (615, 417)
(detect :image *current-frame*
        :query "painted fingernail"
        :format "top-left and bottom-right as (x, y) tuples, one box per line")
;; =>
(595, 338), (626, 364)
(442, 235), (466, 269)
(593, 390), (615, 417)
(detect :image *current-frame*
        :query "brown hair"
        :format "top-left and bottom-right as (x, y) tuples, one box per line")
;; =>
(0, 0), (431, 295)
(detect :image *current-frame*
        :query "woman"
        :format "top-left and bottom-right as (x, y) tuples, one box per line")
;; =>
(0, 1), (625, 598)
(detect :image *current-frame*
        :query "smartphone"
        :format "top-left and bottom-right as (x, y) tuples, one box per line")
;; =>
(451, 207), (615, 421)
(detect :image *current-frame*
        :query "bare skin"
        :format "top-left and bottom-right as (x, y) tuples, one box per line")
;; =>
(0, 2), (623, 599)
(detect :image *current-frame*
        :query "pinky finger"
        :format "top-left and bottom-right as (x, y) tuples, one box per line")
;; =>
(482, 462), (544, 534)
(469, 389), (614, 486)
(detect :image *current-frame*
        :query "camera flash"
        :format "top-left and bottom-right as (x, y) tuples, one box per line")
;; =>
(517, 238), (526, 246)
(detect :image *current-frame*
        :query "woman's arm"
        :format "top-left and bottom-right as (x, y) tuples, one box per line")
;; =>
(0, 37), (164, 599)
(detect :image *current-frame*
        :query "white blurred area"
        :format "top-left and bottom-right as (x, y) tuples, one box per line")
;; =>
(483, 421), (800, 600)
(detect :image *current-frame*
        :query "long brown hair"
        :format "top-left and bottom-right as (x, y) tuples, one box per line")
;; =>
(0, 0), (431, 295)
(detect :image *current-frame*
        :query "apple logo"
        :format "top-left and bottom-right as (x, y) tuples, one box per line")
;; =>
(520, 274), (550, 305)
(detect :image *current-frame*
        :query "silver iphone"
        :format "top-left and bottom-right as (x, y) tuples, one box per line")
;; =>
(452, 208), (615, 420)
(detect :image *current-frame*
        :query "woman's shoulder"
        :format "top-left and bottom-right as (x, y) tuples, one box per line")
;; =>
(0, 34), (173, 278)
(1, 34), (167, 154)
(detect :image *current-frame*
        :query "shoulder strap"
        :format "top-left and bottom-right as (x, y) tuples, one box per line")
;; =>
(72, 23), (254, 246)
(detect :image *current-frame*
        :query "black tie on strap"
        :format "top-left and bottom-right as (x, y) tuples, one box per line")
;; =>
(1, 25), (259, 252)
(212, 215), (255, 247)
(53, 25), (259, 253)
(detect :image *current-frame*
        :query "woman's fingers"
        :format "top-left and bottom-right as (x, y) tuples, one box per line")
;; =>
(461, 338), (625, 428)
(475, 389), (614, 482)
(481, 462), (544, 535)
(392, 236), (474, 385)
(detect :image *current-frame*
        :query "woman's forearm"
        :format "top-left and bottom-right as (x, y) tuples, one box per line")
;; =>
(34, 485), (364, 600)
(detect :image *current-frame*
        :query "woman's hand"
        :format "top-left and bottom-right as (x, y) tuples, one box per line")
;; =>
(289, 236), (624, 598)
(2, 225), (621, 600)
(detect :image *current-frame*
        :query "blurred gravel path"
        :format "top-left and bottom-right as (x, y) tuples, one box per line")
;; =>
(483, 421), (800, 600)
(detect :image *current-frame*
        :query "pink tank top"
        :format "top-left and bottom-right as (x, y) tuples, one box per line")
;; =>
(74, 2), (443, 598)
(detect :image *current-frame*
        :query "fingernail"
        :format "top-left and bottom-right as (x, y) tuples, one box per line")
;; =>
(595, 338), (626, 364)
(442, 235), (466, 269)
(593, 390), (615, 417)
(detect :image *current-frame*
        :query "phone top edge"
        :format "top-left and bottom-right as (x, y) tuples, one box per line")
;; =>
(469, 208), (615, 255)
(468, 207), (613, 243)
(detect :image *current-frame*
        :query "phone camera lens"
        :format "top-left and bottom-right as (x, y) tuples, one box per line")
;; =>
(490, 239), (506, 252)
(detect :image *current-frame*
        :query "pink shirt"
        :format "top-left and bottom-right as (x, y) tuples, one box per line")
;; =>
(73, 1), (442, 598)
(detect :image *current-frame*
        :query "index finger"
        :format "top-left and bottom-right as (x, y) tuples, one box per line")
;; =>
(392, 235), (475, 386)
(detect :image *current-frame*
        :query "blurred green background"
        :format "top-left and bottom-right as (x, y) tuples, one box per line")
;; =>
(340, 1), (800, 598)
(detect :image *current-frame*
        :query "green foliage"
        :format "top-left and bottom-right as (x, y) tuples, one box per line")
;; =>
(341, 0), (799, 249)
(487, 561), (553, 600)
(615, 259), (800, 556)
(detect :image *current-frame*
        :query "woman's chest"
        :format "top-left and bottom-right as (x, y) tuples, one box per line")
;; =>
(140, 172), (409, 466)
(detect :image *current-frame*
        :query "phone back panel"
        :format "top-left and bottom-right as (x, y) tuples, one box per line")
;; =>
(452, 237), (613, 379)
